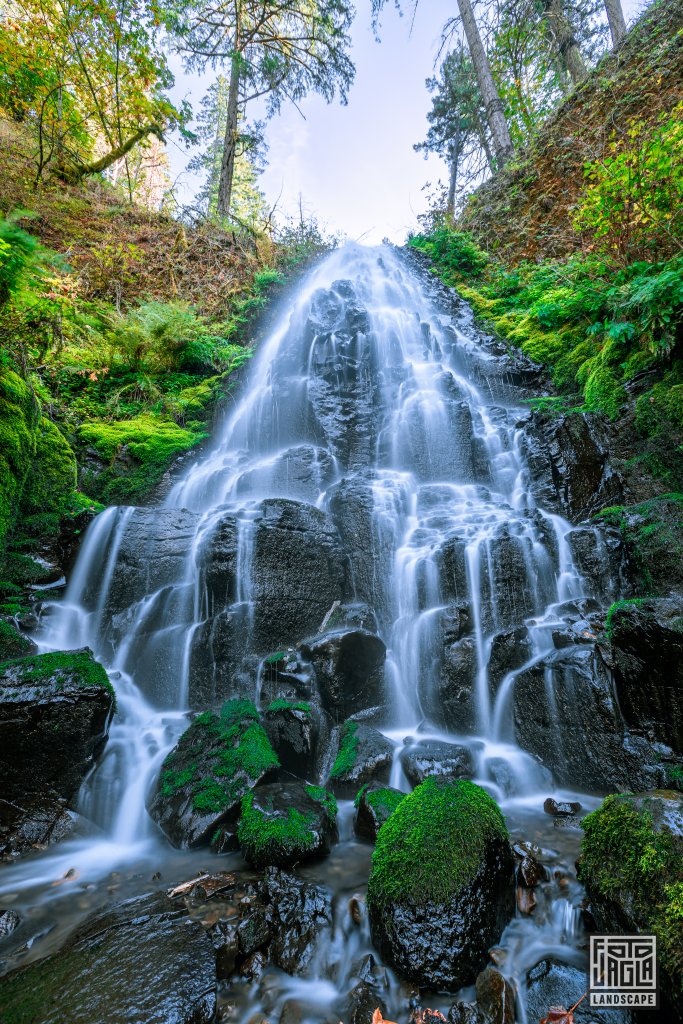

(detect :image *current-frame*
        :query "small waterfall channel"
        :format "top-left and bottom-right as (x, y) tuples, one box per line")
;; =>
(0, 245), (617, 1021)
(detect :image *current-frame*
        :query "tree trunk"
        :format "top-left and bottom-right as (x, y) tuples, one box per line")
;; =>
(543, 0), (588, 86)
(603, 0), (627, 47)
(60, 124), (164, 181)
(216, 55), (241, 220)
(446, 121), (462, 219)
(455, 0), (513, 167)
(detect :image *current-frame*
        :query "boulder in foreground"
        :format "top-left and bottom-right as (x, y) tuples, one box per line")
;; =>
(367, 777), (514, 990)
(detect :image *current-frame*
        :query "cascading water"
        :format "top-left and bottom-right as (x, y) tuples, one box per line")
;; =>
(0, 244), (612, 1019)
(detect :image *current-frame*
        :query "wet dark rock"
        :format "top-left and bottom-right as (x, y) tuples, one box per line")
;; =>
(300, 627), (386, 721)
(525, 959), (634, 1024)
(543, 797), (582, 816)
(0, 891), (216, 1024)
(258, 867), (332, 975)
(329, 722), (394, 797)
(0, 648), (114, 804)
(438, 537), (469, 604)
(513, 645), (665, 791)
(210, 919), (239, 979)
(237, 906), (272, 958)
(516, 886), (537, 914)
(437, 635), (477, 731)
(568, 525), (623, 604)
(608, 596), (683, 754)
(235, 444), (336, 504)
(552, 814), (581, 830)
(475, 965), (516, 1024)
(329, 476), (387, 613)
(551, 621), (598, 649)
(263, 700), (322, 779)
(237, 781), (337, 868)
(448, 1004), (483, 1024)
(488, 627), (533, 692)
(346, 980), (388, 1024)
(251, 499), (346, 650)
(0, 909), (21, 938)
(367, 778), (515, 991)
(522, 411), (622, 521)
(257, 653), (318, 707)
(517, 854), (548, 888)
(353, 784), (406, 842)
(400, 740), (474, 788)
(148, 699), (278, 849)
(0, 795), (76, 858)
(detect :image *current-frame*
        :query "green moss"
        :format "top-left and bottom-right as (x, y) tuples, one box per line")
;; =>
(604, 598), (648, 640)
(367, 777), (508, 909)
(237, 789), (316, 860)
(583, 365), (627, 420)
(78, 413), (207, 505)
(0, 620), (33, 660)
(0, 365), (40, 548)
(596, 493), (683, 594)
(267, 698), (312, 715)
(305, 784), (338, 819)
(264, 650), (287, 664)
(579, 794), (683, 997)
(0, 649), (116, 705)
(20, 417), (77, 517)
(159, 698), (278, 814)
(366, 787), (406, 820)
(330, 720), (358, 779)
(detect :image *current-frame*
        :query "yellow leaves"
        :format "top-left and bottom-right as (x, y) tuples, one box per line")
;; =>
(372, 1011), (398, 1024)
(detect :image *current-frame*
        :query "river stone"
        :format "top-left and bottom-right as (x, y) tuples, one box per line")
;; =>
(258, 866), (333, 975)
(475, 965), (516, 1024)
(0, 795), (75, 858)
(400, 740), (474, 788)
(237, 781), (337, 868)
(0, 892), (216, 1024)
(299, 627), (386, 721)
(328, 721), (394, 797)
(353, 784), (406, 842)
(251, 498), (345, 650)
(0, 648), (114, 803)
(367, 778), (515, 991)
(608, 596), (683, 754)
(525, 959), (634, 1024)
(262, 700), (321, 779)
(147, 699), (278, 848)
(512, 645), (664, 791)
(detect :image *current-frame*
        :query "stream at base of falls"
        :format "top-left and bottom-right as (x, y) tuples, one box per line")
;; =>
(0, 244), (628, 1022)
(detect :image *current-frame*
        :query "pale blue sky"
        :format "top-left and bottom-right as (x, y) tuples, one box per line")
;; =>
(166, 0), (648, 244)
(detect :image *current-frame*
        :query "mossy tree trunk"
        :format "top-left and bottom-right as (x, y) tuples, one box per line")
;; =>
(542, 0), (588, 86)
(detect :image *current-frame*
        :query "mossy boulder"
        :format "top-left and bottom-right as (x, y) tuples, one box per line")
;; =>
(0, 891), (216, 1024)
(0, 647), (115, 804)
(328, 720), (394, 798)
(237, 782), (338, 868)
(0, 619), (37, 661)
(578, 790), (683, 1020)
(367, 777), (514, 990)
(0, 366), (40, 548)
(21, 416), (77, 517)
(596, 494), (683, 596)
(147, 699), (279, 848)
(353, 784), (406, 842)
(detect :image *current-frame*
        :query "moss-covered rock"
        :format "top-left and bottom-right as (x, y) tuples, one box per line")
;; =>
(0, 619), (37, 660)
(237, 781), (338, 868)
(596, 493), (683, 595)
(367, 777), (514, 990)
(21, 416), (77, 516)
(328, 721), (394, 797)
(0, 366), (40, 548)
(0, 647), (115, 805)
(147, 698), (279, 848)
(578, 791), (683, 1019)
(353, 783), (406, 842)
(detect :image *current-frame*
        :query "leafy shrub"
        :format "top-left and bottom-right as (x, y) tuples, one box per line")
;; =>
(409, 229), (488, 277)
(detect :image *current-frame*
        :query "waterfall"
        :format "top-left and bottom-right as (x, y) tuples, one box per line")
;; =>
(2, 245), (601, 1004)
